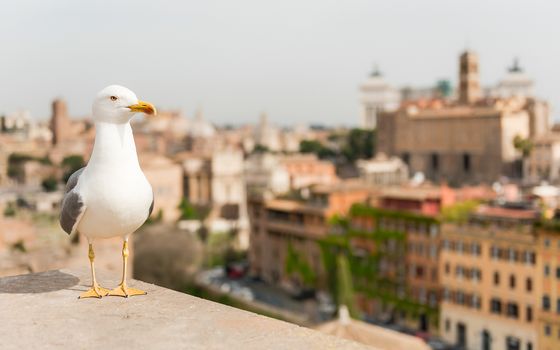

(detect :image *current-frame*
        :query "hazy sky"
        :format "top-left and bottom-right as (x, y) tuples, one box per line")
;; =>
(1, 0), (559, 126)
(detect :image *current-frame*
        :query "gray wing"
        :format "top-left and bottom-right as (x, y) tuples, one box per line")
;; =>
(148, 196), (154, 217)
(60, 167), (86, 235)
(64, 167), (85, 193)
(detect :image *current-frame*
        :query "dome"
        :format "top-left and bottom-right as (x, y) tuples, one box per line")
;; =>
(189, 108), (216, 138)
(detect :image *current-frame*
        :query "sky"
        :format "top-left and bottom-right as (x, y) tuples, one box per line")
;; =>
(1, 0), (559, 126)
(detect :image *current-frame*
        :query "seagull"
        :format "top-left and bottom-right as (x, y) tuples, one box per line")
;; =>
(60, 85), (157, 299)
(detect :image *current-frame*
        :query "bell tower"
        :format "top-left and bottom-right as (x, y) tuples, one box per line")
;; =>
(458, 51), (481, 104)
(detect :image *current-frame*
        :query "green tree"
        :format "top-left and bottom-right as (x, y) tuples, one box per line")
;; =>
(62, 155), (85, 183)
(41, 176), (58, 192)
(299, 140), (336, 159)
(336, 254), (358, 318)
(285, 243), (316, 287)
(440, 200), (479, 223)
(178, 198), (199, 220)
(3, 203), (16, 217)
(513, 135), (533, 158)
(253, 144), (269, 153)
(342, 128), (375, 161)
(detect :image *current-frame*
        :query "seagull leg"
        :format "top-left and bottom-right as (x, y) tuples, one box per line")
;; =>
(109, 239), (147, 297)
(79, 243), (110, 299)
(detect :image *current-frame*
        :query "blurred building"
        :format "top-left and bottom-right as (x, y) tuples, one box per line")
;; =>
(248, 180), (372, 290)
(140, 154), (183, 222)
(245, 153), (338, 197)
(439, 205), (539, 350)
(245, 153), (290, 196)
(525, 132), (560, 184)
(536, 226), (560, 350)
(490, 59), (535, 99)
(356, 153), (409, 186)
(176, 149), (249, 248)
(359, 67), (401, 129)
(377, 50), (550, 184)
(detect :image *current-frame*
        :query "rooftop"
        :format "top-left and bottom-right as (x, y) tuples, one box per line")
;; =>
(0, 268), (368, 350)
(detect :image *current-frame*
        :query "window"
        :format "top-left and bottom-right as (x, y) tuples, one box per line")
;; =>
(445, 263), (450, 274)
(557, 298), (560, 314)
(526, 306), (533, 322)
(506, 302), (519, 318)
(457, 241), (464, 254)
(431, 153), (439, 172)
(527, 342), (533, 350)
(490, 298), (502, 314)
(545, 265), (550, 276)
(545, 324), (551, 336)
(491, 245), (499, 259)
(463, 153), (471, 172)
(494, 272), (500, 286)
(508, 248), (516, 262)
(545, 238), (551, 248)
(445, 319), (450, 332)
(402, 152), (410, 166)
(510, 275), (516, 289)
(472, 295), (481, 309)
(526, 278), (532, 292)
(556, 267), (560, 279)
(543, 295), (551, 311)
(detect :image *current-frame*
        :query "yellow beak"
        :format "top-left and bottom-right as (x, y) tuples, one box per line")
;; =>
(128, 100), (157, 116)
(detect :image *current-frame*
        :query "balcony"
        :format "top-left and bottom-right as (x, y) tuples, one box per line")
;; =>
(0, 268), (368, 349)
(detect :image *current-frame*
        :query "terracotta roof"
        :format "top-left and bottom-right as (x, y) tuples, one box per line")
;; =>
(381, 186), (441, 201)
(474, 205), (537, 220)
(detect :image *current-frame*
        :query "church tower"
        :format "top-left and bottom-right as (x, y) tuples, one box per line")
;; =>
(458, 51), (481, 105)
(50, 99), (70, 146)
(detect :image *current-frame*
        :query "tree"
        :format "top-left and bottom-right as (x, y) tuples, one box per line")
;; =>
(342, 128), (375, 161)
(336, 254), (358, 318)
(253, 144), (269, 153)
(41, 176), (58, 192)
(285, 243), (316, 287)
(513, 135), (533, 158)
(62, 155), (85, 183)
(178, 198), (199, 220)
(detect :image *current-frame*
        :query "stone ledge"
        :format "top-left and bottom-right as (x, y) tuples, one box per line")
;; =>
(0, 269), (370, 350)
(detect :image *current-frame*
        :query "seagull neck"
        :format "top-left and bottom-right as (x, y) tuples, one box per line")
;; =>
(90, 122), (139, 166)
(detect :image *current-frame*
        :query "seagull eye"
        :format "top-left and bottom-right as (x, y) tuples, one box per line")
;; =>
(110, 96), (118, 101)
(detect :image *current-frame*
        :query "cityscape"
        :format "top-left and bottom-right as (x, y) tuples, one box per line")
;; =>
(2, 2), (560, 350)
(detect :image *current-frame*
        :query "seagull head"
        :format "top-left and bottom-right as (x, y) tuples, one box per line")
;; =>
(92, 85), (157, 123)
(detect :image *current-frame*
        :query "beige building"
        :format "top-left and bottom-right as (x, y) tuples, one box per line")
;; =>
(377, 51), (549, 184)
(356, 153), (409, 186)
(176, 149), (249, 248)
(525, 132), (560, 184)
(439, 206), (539, 350)
(536, 227), (560, 350)
(140, 154), (183, 222)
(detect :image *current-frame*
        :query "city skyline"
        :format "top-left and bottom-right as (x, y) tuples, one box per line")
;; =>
(2, 0), (560, 125)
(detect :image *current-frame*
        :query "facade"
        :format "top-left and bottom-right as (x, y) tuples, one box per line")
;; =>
(176, 149), (249, 248)
(376, 51), (549, 184)
(525, 133), (560, 184)
(248, 181), (372, 291)
(280, 154), (338, 191)
(140, 154), (183, 222)
(536, 227), (560, 350)
(359, 67), (401, 129)
(339, 203), (441, 332)
(356, 153), (409, 186)
(439, 206), (539, 350)
(491, 59), (535, 99)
